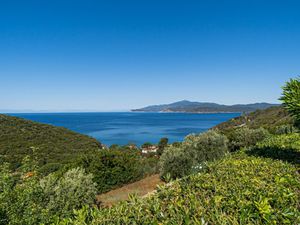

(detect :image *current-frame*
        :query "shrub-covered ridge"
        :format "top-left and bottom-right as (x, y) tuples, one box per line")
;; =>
(0, 114), (101, 171)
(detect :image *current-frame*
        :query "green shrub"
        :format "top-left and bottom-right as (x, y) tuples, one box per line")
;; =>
(77, 150), (144, 193)
(159, 130), (228, 179)
(227, 127), (270, 151)
(157, 137), (169, 156)
(184, 130), (229, 163)
(67, 152), (300, 224)
(40, 167), (97, 218)
(0, 163), (97, 224)
(159, 146), (195, 180)
(275, 124), (298, 135)
(140, 156), (160, 176)
(247, 133), (300, 165)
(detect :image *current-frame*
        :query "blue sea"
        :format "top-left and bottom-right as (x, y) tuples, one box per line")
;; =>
(10, 112), (239, 146)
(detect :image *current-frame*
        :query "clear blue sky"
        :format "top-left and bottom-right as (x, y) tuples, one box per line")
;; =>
(0, 0), (299, 112)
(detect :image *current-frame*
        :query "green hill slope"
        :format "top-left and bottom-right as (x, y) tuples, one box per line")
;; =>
(0, 114), (101, 171)
(214, 106), (294, 133)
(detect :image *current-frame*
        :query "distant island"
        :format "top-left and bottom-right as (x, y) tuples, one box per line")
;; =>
(132, 100), (279, 113)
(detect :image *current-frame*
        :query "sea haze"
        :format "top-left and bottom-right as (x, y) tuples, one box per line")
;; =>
(9, 112), (240, 146)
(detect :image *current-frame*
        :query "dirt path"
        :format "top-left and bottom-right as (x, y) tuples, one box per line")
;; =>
(97, 174), (163, 207)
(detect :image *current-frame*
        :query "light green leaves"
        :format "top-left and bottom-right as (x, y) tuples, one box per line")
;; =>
(280, 77), (300, 124)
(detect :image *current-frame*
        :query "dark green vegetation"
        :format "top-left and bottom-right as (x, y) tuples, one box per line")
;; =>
(159, 130), (228, 179)
(214, 106), (294, 132)
(76, 149), (158, 193)
(248, 133), (300, 165)
(0, 114), (101, 171)
(132, 100), (278, 113)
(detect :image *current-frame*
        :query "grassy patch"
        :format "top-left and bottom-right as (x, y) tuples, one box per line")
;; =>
(96, 175), (163, 207)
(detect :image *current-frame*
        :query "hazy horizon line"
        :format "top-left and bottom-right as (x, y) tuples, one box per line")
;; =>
(0, 100), (280, 114)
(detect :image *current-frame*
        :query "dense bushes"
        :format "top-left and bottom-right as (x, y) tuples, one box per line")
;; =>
(76, 149), (158, 193)
(0, 161), (97, 224)
(226, 127), (270, 151)
(159, 130), (228, 179)
(184, 130), (229, 162)
(247, 133), (300, 165)
(39, 168), (97, 218)
(66, 152), (300, 224)
(275, 124), (298, 134)
(159, 146), (195, 179)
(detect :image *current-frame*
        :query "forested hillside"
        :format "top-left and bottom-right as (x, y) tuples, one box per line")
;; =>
(133, 100), (278, 113)
(214, 106), (294, 133)
(0, 114), (101, 171)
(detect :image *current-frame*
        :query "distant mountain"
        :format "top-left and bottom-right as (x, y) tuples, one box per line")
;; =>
(132, 100), (279, 113)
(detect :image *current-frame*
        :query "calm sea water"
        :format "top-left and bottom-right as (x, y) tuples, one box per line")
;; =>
(10, 112), (239, 146)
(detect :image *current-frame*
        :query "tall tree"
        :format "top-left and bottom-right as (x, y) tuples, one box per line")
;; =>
(280, 77), (300, 126)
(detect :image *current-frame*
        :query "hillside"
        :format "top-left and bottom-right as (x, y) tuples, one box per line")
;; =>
(132, 100), (278, 113)
(0, 114), (102, 171)
(214, 106), (295, 132)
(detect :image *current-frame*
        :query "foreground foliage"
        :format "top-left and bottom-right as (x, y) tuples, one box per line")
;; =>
(159, 130), (228, 179)
(65, 145), (300, 224)
(0, 161), (97, 225)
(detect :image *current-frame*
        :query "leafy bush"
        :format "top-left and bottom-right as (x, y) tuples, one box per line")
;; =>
(184, 130), (229, 162)
(275, 124), (298, 135)
(76, 149), (145, 193)
(227, 127), (270, 151)
(66, 152), (300, 224)
(40, 167), (97, 218)
(159, 146), (195, 180)
(159, 130), (228, 179)
(280, 77), (300, 125)
(247, 133), (300, 165)
(140, 156), (160, 176)
(157, 137), (169, 156)
(0, 163), (97, 224)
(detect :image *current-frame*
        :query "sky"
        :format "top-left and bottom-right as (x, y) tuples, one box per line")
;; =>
(0, 0), (299, 112)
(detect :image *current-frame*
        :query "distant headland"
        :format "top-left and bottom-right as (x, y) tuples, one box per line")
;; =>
(132, 100), (279, 113)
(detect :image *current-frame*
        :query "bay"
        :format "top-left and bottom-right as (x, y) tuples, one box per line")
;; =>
(9, 112), (240, 146)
